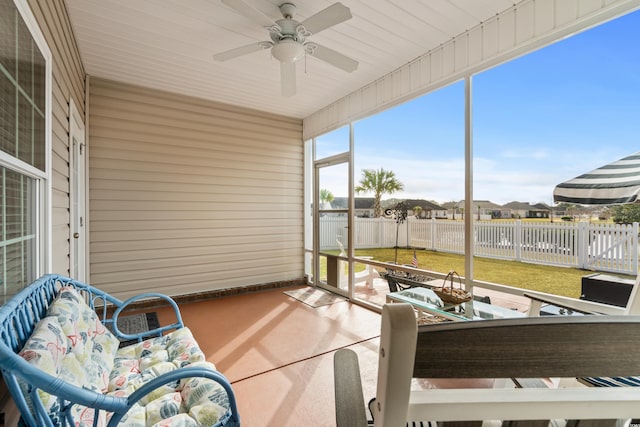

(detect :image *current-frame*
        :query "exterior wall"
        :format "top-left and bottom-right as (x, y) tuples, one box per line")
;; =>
(88, 78), (304, 299)
(28, 0), (86, 275)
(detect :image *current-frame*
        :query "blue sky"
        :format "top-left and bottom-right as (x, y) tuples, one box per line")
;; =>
(318, 10), (639, 206)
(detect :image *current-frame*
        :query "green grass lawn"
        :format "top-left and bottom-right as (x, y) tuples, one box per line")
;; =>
(352, 248), (635, 298)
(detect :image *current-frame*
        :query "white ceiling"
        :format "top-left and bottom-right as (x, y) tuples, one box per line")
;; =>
(65, 0), (522, 119)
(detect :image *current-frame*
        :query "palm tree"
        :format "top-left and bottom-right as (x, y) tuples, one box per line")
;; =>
(355, 168), (404, 217)
(319, 188), (334, 208)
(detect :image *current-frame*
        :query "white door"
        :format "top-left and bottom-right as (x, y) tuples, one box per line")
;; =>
(314, 156), (351, 295)
(69, 99), (86, 281)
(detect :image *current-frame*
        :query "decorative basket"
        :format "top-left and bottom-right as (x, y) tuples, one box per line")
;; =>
(434, 270), (472, 304)
(417, 315), (449, 325)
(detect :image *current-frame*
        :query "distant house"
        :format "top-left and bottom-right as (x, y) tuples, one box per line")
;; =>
(402, 199), (447, 219)
(552, 204), (568, 218)
(503, 201), (551, 219)
(330, 198), (552, 220)
(354, 198), (376, 217)
(440, 201), (462, 219)
(331, 197), (376, 218)
(531, 203), (553, 218)
(456, 200), (507, 219)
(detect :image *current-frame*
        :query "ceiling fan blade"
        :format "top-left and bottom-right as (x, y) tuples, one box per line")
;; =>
(213, 42), (269, 61)
(281, 61), (296, 97)
(310, 44), (358, 73)
(221, 0), (277, 28)
(299, 2), (352, 35)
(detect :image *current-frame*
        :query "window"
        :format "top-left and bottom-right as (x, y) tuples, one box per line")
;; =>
(0, 0), (50, 303)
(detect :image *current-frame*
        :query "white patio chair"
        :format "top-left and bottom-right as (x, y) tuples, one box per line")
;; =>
(525, 272), (640, 317)
(524, 274), (640, 427)
(336, 239), (378, 289)
(334, 303), (640, 427)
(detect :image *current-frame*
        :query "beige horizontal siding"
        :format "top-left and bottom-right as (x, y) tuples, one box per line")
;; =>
(29, 0), (86, 276)
(88, 78), (304, 299)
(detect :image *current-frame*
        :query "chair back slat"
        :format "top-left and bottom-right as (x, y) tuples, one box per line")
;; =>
(413, 315), (640, 379)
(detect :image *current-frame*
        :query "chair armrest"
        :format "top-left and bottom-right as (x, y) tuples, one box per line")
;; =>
(112, 292), (184, 340)
(523, 292), (625, 316)
(108, 367), (240, 427)
(334, 349), (368, 427)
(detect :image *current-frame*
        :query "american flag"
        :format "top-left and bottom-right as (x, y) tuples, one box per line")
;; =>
(411, 250), (418, 268)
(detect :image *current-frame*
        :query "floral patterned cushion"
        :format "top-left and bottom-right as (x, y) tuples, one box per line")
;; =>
(20, 287), (230, 427)
(19, 315), (109, 427)
(151, 413), (199, 427)
(46, 286), (120, 392)
(18, 316), (68, 414)
(180, 367), (230, 426)
(110, 329), (231, 426)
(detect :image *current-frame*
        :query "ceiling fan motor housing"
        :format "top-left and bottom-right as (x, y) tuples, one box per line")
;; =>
(271, 18), (306, 43)
(270, 3), (307, 63)
(279, 3), (296, 18)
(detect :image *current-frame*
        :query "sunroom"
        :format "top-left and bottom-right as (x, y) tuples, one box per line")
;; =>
(1, 0), (640, 426)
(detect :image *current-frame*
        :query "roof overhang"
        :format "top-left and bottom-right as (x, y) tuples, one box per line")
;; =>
(64, 0), (640, 135)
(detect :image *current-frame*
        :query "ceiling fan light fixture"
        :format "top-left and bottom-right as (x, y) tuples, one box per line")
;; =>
(272, 39), (305, 63)
(217, 1), (359, 96)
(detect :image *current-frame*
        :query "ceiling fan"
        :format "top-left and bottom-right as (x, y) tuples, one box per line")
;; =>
(214, 0), (359, 97)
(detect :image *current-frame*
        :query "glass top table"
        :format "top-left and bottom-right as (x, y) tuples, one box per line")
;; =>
(386, 286), (525, 321)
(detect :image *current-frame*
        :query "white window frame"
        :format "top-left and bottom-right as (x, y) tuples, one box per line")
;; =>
(0, 0), (53, 287)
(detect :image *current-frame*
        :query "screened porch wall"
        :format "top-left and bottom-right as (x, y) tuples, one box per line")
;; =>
(88, 78), (304, 299)
(27, 0), (86, 276)
(303, 0), (639, 139)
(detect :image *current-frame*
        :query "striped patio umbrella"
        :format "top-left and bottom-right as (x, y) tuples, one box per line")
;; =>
(553, 152), (640, 205)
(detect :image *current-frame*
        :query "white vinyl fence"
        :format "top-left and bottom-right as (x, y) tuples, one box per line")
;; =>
(321, 217), (639, 275)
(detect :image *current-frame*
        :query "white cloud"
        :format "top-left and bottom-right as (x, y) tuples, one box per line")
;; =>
(499, 148), (550, 160)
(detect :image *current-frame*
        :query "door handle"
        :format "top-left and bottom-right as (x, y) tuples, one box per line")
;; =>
(73, 233), (80, 239)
